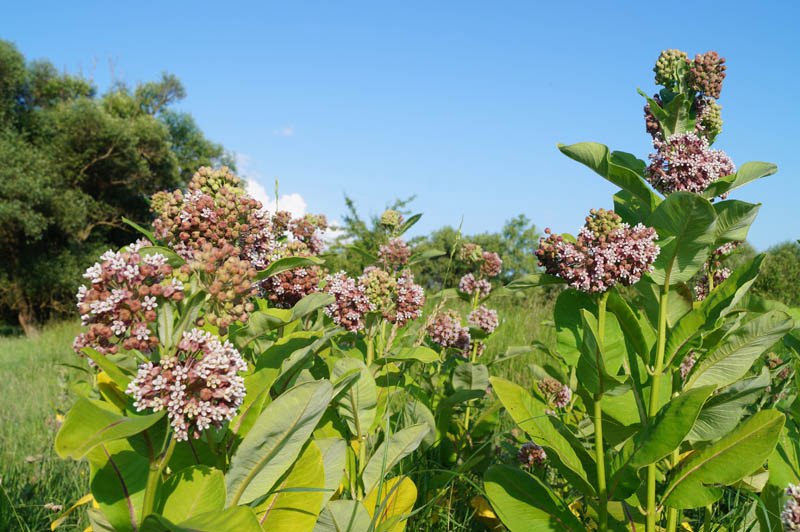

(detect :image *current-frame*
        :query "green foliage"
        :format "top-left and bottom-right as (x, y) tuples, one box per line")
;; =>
(0, 40), (229, 332)
(754, 241), (800, 306)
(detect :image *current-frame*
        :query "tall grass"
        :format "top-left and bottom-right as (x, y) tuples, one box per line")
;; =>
(0, 322), (89, 531)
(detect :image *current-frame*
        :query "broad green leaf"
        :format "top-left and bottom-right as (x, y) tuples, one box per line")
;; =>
(485, 465), (584, 531)
(290, 292), (336, 322)
(256, 256), (325, 281)
(647, 191), (717, 284)
(315, 438), (347, 507)
(701, 161), (778, 199)
(558, 142), (659, 210)
(226, 379), (333, 505)
(141, 507), (262, 532)
(687, 310), (793, 389)
(554, 289), (594, 365)
(505, 273), (564, 291)
(314, 500), (372, 532)
(452, 363), (488, 392)
(381, 346), (440, 364)
(87, 439), (148, 532)
(157, 466), (225, 523)
(332, 358), (377, 438)
(55, 399), (164, 459)
(362, 424), (429, 495)
(257, 441), (325, 530)
(664, 410), (785, 509)
(687, 369), (770, 443)
(627, 386), (716, 469)
(227, 368), (279, 448)
(490, 377), (595, 496)
(613, 189), (651, 226)
(363, 476), (417, 532)
(81, 347), (131, 389)
(635, 278), (693, 330)
(665, 255), (764, 368)
(577, 310), (626, 395)
(713, 200), (760, 244)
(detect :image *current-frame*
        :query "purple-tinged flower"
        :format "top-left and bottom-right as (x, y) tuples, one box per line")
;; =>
(536, 210), (660, 294)
(126, 328), (247, 441)
(782, 484), (800, 530)
(390, 270), (425, 326)
(427, 310), (470, 352)
(537, 377), (571, 409)
(647, 132), (735, 195)
(458, 273), (491, 298)
(324, 272), (375, 332)
(680, 352), (697, 380)
(468, 305), (499, 334)
(480, 251), (503, 278)
(518, 441), (547, 468)
(74, 243), (183, 355)
(694, 267), (731, 301)
(379, 238), (411, 270)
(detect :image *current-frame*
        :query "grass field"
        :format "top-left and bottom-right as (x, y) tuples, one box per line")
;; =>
(0, 295), (553, 531)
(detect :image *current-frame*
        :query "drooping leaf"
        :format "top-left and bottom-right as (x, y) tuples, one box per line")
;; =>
(55, 399), (165, 459)
(452, 363), (489, 392)
(558, 142), (660, 211)
(86, 439), (148, 532)
(663, 410), (785, 509)
(315, 438), (347, 507)
(362, 424), (430, 495)
(490, 377), (595, 496)
(713, 200), (760, 244)
(485, 465), (584, 531)
(505, 273), (564, 291)
(686, 310), (793, 389)
(226, 379), (333, 505)
(381, 346), (440, 364)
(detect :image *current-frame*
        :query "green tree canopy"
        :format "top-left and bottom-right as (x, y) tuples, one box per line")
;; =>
(0, 40), (232, 333)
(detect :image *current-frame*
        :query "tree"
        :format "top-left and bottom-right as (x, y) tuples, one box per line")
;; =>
(0, 40), (232, 333)
(753, 241), (800, 306)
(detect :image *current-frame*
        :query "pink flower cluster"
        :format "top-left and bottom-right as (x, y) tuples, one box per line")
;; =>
(536, 209), (660, 294)
(647, 133), (735, 195)
(126, 328), (247, 441)
(427, 310), (470, 352)
(783, 484), (800, 530)
(324, 265), (425, 331)
(323, 272), (376, 332)
(518, 441), (547, 468)
(537, 377), (572, 409)
(679, 352), (697, 380)
(688, 51), (726, 99)
(73, 241), (183, 355)
(480, 251), (502, 278)
(694, 267), (731, 301)
(458, 273), (491, 298)
(468, 305), (499, 334)
(379, 239), (411, 270)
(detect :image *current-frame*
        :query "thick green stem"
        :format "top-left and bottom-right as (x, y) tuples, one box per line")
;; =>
(463, 342), (480, 434)
(141, 437), (177, 520)
(366, 335), (375, 366)
(595, 292), (609, 532)
(646, 278), (671, 532)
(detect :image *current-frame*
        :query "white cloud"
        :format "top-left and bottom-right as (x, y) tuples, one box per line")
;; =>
(235, 152), (307, 218)
(272, 126), (295, 137)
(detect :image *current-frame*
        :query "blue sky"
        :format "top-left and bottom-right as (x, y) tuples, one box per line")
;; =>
(3, 1), (798, 249)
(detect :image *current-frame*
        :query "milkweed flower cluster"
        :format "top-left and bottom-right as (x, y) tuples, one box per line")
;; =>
(468, 305), (499, 334)
(324, 258), (425, 331)
(680, 352), (697, 380)
(782, 484), (800, 531)
(262, 241), (324, 309)
(536, 209), (660, 294)
(537, 377), (572, 409)
(380, 209), (404, 230)
(126, 328), (247, 441)
(427, 310), (471, 353)
(458, 273), (491, 298)
(379, 238), (411, 270)
(323, 272), (376, 332)
(73, 241), (183, 355)
(647, 133), (735, 195)
(518, 441), (547, 468)
(688, 51), (726, 99)
(694, 267), (731, 301)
